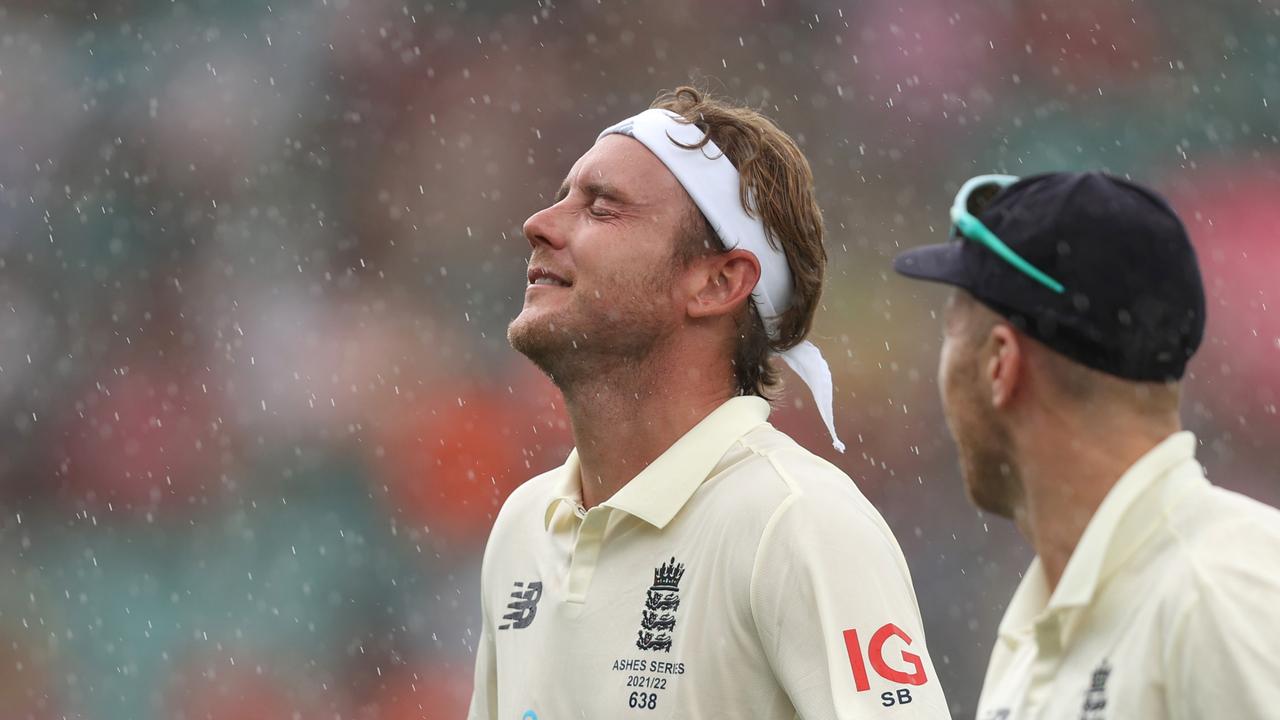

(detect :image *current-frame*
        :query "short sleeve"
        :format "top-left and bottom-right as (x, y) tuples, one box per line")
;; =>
(750, 486), (952, 719)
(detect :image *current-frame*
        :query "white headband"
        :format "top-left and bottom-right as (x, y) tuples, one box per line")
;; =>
(598, 108), (845, 452)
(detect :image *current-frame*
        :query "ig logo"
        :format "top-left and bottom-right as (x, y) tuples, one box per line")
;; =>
(843, 623), (929, 706)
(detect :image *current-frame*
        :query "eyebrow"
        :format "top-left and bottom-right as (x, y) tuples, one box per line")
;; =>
(553, 178), (631, 205)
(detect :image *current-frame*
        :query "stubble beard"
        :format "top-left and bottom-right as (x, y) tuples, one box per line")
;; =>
(508, 269), (677, 394)
(956, 408), (1022, 519)
(944, 351), (1023, 519)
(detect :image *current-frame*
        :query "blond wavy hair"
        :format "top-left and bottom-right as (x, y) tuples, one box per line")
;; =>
(651, 86), (827, 398)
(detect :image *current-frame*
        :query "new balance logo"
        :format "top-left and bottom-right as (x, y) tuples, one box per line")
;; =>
(498, 581), (543, 630)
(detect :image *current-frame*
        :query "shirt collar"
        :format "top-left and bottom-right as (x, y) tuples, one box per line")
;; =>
(542, 396), (771, 530)
(542, 450), (585, 530)
(997, 430), (1205, 643)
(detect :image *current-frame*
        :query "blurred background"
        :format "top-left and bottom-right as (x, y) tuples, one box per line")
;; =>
(1, 0), (1277, 717)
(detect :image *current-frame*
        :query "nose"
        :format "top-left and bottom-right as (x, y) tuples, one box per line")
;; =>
(522, 203), (567, 251)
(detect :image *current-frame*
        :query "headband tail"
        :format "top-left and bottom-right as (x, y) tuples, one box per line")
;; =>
(778, 340), (846, 453)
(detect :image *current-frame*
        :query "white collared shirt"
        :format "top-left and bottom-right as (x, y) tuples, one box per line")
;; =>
(468, 396), (951, 719)
(977, 431), (1280, 720)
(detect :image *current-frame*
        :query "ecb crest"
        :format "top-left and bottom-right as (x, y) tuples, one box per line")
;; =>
(636, 557), (685, 652)
(1080, 659), (1111, 720)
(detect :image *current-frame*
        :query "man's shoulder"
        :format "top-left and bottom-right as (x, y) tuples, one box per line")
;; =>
(478, 461), (568, 581)
(1144, 484), (1280, 693)
(1164, 483), (1280, 593)
(489, 460), (569, 533)
(707, 423), (894, 539)
(1171, 483), (1280, 549)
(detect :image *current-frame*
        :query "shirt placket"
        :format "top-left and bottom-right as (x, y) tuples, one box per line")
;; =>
(565, 503), (611, 603)
(1026, 613), (1067, 719)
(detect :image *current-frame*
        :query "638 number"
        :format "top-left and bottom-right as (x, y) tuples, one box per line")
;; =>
(628, 691), (658, 710)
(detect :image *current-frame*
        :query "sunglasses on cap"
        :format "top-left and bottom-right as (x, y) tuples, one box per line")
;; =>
(950, 174), (1066, 294)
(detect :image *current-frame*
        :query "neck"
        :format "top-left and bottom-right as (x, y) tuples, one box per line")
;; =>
(559, 350), (735, 510)
(1012, 410), (1178, 593)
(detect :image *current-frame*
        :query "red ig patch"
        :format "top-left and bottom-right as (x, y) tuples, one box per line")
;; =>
(843, 623), (928, 692)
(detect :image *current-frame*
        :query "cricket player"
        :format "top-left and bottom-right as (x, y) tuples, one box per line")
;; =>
(893, 171), (1280, 719)
(467, 87), (951, 718)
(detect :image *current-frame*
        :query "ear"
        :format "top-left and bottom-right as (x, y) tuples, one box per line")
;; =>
(986, 324), (1023, 409)
(685, 249), (761, 320)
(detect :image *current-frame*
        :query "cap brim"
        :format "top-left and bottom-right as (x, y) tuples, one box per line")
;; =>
(892, 241), (970, 288)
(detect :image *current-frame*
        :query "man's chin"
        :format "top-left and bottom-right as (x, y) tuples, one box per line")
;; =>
(965, 481), (1015, 519)
(508, 315), (548, 352)
(961, 459), (1019, 519)
(508, 315), (572, 377)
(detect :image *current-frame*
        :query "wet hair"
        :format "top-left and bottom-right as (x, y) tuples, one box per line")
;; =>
(652, 86), (827, 398)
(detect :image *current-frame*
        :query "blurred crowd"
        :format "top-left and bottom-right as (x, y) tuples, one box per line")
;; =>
(1, 0), (1276, 718)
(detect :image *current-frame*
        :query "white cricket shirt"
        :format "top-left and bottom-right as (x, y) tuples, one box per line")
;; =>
(976, 431), (1280, 720)
(468, 396), (951, 719)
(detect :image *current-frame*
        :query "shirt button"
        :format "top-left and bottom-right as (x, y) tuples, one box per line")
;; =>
(575, 504), (587, 518)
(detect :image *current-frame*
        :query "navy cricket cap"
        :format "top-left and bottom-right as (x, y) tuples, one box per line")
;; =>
(893, 171), (1206, 382)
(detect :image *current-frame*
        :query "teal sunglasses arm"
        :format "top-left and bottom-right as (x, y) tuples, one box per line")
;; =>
(950, 207), (1066, 295)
